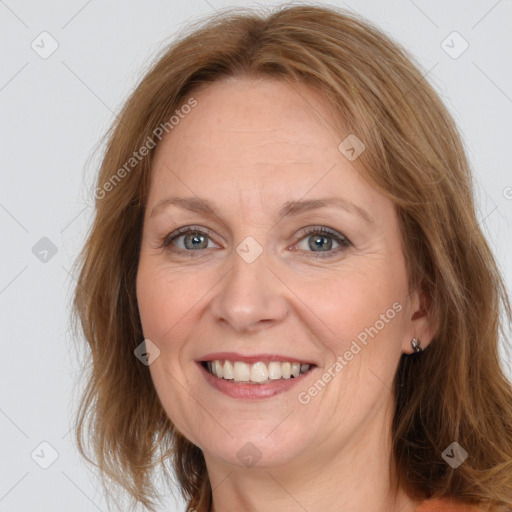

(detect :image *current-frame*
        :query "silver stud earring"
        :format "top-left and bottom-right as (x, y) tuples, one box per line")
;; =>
(411, 338), (422, 353)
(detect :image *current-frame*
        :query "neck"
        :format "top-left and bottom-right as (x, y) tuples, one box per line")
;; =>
(203, 397), (421, 512)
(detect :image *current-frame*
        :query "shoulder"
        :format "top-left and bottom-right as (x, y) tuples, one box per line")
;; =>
(414, 498), (490, 511)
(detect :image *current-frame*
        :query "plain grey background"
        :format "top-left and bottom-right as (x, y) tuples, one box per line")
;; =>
(1, 0), (511, 510)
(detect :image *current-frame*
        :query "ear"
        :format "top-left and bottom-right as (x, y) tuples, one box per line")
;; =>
(402, 288), (436, 354)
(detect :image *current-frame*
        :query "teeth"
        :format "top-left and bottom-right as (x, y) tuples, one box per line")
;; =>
(207, 360), (311, 383)
(250, 362), (268, 383)
(214, 360), (224, 378)
(223, 360), (234, 379)
(233, 361), (250, 381)
(268, 361), (282, 380)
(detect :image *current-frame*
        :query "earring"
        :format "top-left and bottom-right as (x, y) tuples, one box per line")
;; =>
(411, 338), (422, 353)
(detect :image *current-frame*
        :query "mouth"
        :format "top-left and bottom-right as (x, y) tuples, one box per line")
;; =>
(200, 359), (315, 385)
(196, 352), (318, 400)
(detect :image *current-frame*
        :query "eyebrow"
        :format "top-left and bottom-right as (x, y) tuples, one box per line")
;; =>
(150, 196), (374, 224)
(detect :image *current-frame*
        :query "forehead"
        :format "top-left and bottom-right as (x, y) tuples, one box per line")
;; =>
(147, 77), (386, 219)
(155, 78), (341, 163)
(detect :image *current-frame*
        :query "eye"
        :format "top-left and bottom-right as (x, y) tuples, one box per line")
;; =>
(162, 225), (351, 258)
(293, 226), (351, 258)
(163, 226), (218, 253)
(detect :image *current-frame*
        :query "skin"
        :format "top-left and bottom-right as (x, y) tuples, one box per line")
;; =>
(136, 77), (434, 512)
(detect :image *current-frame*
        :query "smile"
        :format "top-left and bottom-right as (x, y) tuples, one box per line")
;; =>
(202, 359), (313, 384)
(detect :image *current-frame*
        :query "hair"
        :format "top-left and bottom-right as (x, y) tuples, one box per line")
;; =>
(72, 4), (512, 512)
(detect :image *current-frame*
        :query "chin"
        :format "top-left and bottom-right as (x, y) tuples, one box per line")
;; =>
(200, 429), (310, 469)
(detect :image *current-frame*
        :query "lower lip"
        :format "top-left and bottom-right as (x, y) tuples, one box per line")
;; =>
(197, 362), (314, 400)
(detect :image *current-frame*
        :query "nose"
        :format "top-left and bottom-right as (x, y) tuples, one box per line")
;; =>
(209, 246), (289, 334)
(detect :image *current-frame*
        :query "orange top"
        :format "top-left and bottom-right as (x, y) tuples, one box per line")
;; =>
(414, 498), (485, 511)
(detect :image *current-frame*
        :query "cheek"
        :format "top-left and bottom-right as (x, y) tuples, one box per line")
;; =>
(289, 259), (407, 394)
(136, 257), (206, 341)
(135, 259), (207, 441)
(302, 265), (404, 337)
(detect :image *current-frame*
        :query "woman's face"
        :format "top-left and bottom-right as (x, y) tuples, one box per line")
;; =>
(136, 77), (429, 471)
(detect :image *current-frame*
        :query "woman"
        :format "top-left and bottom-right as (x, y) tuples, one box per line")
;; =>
(73, 5), (512, 512)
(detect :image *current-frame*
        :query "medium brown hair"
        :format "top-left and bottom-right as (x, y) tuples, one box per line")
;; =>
(72, 4), (512, 511)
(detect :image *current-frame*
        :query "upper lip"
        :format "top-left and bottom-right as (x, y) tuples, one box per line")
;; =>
(197, 352), (317, 365)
